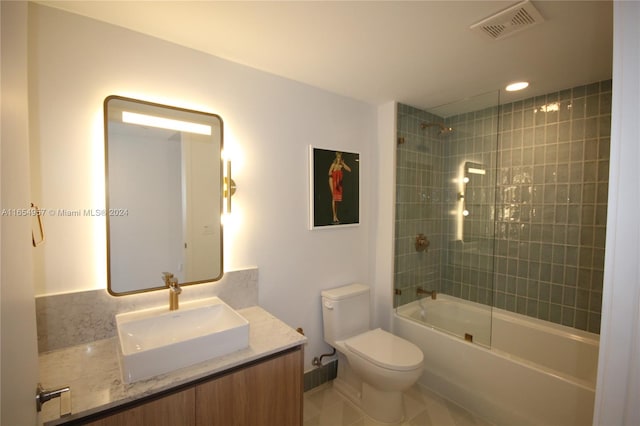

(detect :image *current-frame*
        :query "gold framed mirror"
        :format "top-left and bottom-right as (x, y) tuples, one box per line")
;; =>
(104, 96), (223, 295)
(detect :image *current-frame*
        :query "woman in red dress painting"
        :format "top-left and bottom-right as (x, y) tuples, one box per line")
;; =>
(328, 151), (352, 224)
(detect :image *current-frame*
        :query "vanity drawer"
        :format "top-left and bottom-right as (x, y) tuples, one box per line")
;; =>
(195, 346), (303, 426)
(83, 388), (195, 426)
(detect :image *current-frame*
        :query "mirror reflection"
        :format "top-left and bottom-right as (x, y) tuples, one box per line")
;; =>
(461, 161), (490, 243)
(105, 96), (223, 295)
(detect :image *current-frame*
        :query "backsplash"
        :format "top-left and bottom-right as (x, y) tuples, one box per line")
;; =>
(36, 267), (259, 353)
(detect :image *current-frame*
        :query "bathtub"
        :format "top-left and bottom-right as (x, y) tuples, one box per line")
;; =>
(394, 295), (599, 426)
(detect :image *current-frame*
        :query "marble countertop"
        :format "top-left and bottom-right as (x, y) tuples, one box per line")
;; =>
(39, 305), (307, 425)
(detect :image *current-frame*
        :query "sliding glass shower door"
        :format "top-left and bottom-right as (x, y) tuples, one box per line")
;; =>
(394, 91), (500, 348)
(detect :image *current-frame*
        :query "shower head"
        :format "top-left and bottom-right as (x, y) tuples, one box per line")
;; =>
(440, 125), (454, 135)
(420, 122), (453, 135)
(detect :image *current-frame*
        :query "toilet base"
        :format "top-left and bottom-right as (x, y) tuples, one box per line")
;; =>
(332, 377), (361, 408)
(361, 382), (404, 424)
(332, 378), (405, 425)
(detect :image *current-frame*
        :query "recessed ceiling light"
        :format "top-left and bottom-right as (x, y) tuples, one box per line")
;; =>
(505, 81), (529, 92)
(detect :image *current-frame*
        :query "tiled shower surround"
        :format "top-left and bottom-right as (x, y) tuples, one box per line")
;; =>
(395, 80), (611, 334)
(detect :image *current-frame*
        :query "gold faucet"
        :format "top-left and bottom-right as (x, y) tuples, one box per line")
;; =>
(162, 272), (182, 311)
(417, 287), (437, 300)
(169, 278), (181, 311)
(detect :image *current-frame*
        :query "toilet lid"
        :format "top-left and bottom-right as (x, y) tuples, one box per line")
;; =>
(344, 328), (423, 371)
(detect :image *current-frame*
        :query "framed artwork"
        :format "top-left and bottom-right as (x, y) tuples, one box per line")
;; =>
(309, 146), (360, 229)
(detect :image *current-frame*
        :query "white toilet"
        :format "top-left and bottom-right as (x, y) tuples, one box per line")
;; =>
(321, 283), (424, 424)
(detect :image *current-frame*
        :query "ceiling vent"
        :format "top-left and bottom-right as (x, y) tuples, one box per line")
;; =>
(470, 0), (545, 41)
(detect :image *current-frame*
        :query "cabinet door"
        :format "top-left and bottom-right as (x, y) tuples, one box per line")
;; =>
(84, 387), (195, 426)
(196, 347), (303, 426)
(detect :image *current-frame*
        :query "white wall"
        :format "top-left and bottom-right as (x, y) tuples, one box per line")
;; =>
(593, 1), (640, 424)
(1, 2), (40, 424)
(28, 3), (376, 369)
(372, 101), (397, 331)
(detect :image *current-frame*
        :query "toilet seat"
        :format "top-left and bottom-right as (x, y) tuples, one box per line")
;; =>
(344, 328), (423, 371)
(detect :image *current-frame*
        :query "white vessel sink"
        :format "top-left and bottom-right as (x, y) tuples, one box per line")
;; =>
(116, 297), (249, 383)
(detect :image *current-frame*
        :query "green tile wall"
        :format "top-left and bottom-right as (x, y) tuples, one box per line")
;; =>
(395, 80), (611, 334)
(394, 104), (446, 306)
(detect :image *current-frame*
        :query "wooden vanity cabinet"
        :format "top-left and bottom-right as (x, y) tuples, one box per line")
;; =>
(82, 346), (303, 426)
(195, 346), (303, 425)
(83, 389), (196, 426)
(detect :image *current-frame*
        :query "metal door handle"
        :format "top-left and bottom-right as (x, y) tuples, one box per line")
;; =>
(31, 203), (46, 247)
(36, 383), (71, 416)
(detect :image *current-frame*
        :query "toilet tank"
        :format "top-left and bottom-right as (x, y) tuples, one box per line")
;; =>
(321, 283), (370, 346)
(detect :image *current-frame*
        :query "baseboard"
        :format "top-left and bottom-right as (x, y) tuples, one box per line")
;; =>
(303, 359), (338, 392)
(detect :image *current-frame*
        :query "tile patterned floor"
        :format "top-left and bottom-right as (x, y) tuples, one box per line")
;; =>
(303, 382), (494, 426)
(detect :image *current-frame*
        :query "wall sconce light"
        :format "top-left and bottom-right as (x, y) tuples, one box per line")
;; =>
(224, 160), (237, 214)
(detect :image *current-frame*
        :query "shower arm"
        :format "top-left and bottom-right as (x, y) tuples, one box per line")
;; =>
(420, 122), (453, 135)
